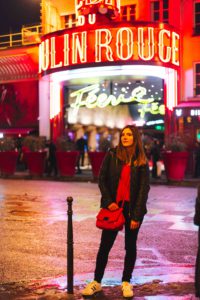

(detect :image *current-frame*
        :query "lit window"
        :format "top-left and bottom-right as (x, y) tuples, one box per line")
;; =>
(151, 0), (169, 23)
(120, 5), (136, 22)
(194, 1), (200, 35)
(194, 63), (200, 96)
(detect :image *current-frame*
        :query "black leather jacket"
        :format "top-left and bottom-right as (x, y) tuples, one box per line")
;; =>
(98, 148), (150, 221)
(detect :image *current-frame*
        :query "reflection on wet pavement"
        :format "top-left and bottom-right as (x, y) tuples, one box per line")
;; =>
(0, 180), (198, 299)
(0, 193), (67, 221)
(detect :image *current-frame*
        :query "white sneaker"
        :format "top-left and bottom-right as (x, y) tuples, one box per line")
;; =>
(81, 280), (102, 296)
(121, 281), (134, 298)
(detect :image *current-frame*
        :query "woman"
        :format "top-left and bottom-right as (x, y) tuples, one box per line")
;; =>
(194, 184), (200, 297)
(82, 125), (150, 298)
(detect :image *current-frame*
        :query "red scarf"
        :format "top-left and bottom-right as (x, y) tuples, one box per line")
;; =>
(116, 164), (130, 204)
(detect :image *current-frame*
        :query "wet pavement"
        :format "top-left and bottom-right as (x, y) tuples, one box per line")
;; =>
(0, 179), (199, 299)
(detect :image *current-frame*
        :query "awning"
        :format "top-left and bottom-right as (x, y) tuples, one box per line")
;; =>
(0, 54), (38, 82)
(175, 101), (200, 108)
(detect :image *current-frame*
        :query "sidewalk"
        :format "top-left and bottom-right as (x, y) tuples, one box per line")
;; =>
(0, 279), (196, 299)
(2, 168), (200, 188)
(0, 180), (199, 300)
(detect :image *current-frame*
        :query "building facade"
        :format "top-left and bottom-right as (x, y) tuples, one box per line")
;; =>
(0, 0), (199, 154)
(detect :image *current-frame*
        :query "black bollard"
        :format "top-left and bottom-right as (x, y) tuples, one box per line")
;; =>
(67, 196), (74, 294)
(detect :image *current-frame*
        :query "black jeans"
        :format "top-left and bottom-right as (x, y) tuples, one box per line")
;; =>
(94, 202), (141, 283)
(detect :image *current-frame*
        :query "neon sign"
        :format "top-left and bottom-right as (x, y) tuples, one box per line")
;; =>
(69, 84), (165, 118)
(190, 109), (200, 116)
(75, 0), (120, 11)
(39, 24), (180, 74)
(75, 0), (120, 25)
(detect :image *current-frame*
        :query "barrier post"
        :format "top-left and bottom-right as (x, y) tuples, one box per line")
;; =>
(67, 196), (74, 294)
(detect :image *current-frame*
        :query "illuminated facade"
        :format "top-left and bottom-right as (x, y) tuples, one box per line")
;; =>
(0, 0), (200, 152)
(38, 0), (181, 147)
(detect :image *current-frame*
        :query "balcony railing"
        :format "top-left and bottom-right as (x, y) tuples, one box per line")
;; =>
(0, 24), (42, 50)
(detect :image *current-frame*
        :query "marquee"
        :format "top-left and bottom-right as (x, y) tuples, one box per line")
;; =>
(39, 23), (180, 75)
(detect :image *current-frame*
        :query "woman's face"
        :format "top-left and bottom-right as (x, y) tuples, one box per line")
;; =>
(121, 128), (134, 147)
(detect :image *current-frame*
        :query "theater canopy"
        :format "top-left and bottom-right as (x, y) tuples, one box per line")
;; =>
(174, 101), (200, 117)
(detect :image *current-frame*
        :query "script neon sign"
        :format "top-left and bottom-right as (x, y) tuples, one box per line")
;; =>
(69, 84), (165, 118)
(39, 24), (180, 74)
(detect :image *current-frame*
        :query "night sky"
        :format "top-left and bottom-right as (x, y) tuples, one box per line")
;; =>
(0, 0), (41, 35)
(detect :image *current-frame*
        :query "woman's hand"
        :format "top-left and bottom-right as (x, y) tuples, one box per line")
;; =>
(108, 202), (119, 211)
(130, 220), (140, 230)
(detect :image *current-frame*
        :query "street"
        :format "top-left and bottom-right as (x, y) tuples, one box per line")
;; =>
(0, 179), (198, 299)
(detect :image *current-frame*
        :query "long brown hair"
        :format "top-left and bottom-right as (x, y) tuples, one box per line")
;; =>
(116, 125), (147, 166)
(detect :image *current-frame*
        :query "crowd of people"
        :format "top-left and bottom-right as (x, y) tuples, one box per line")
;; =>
(2, 131), (200, 179)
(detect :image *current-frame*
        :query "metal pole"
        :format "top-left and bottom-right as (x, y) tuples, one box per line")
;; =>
(67, 196), (74, 294)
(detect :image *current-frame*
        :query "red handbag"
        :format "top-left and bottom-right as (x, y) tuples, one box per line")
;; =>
(97, 168), (129, 231)
(96, 207), (125, 231)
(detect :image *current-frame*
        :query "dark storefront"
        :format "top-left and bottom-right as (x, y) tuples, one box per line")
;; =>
(174, 101), (200, 176)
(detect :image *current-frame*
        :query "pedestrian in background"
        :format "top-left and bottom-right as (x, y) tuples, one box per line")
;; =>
(46, 140), (57, 177)
(76, 136), (88, 174)
(150, 139), (161, 179)
(194, 142), (200, 178)
(194, 184), (200, 298)
(82, 125), (150, 298)
(99, 132), (111, 152)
